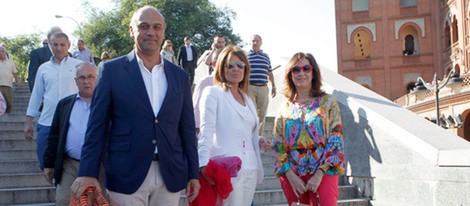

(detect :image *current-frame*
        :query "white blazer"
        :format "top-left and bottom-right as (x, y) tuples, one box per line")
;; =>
(198, 86), (264, 184)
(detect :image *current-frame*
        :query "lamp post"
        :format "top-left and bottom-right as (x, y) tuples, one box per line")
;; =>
(54, 15), (81, 36)
(412, 68), (464, 127)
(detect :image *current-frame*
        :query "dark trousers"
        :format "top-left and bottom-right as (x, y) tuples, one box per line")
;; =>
(183, 61), (197, 86)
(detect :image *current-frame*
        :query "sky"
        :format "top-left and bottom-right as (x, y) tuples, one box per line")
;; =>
(0, 0), (337, 71)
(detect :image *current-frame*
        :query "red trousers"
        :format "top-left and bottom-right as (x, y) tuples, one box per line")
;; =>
(280, 174), (338, 206)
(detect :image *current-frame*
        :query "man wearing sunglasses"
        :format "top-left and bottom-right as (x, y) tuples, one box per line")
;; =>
(247, 34), (276, 136)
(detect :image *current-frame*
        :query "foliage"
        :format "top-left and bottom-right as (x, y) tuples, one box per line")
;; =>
(0, 34), (42, 81)
(79, 0), (241, 58)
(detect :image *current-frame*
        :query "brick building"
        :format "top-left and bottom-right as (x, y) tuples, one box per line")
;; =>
(335, 0), (470, 140)
(335, 0), (470, 100)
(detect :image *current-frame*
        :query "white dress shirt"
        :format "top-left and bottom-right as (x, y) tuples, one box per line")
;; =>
(26, 57), (81, 126)
(136, 54), (167, 154)
(65, 94), (90, 160)
(186, 45), (193, 61)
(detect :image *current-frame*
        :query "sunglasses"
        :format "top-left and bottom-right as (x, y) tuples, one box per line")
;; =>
(291, 65), (313, 74)
(226, 61), (246, 69)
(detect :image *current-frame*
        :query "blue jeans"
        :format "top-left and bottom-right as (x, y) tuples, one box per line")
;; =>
(36, 124), (51, 170)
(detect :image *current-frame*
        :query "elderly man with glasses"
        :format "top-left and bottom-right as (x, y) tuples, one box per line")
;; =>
(43, 62), (106, 205)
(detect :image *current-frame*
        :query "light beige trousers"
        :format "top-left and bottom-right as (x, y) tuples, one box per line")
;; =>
(55, 157), (107, 206)
(107, 161), (180, 206)
(249, 85), (269, 135)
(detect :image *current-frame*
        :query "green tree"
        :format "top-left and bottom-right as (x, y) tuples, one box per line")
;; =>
(80, 0), (241, 58)
(0, 34), (41, 81)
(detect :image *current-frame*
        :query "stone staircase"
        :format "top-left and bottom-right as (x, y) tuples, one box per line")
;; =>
(0, 84), (369, 205)
(0, 83), (55, 205)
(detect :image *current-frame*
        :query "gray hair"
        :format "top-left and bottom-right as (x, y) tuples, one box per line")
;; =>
(50, 32), (70, 43)
(75, 62), (98, 77)
(252, 34), (262, 41)
(0, 46), (6, 52)
(47, 26), (62, 41)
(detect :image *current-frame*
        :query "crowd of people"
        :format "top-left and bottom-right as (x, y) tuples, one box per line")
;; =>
(0, 5), (345, 206)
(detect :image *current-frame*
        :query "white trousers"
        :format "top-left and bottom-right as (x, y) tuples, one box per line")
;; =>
(223, 170), (258, 206)
(107, 161), (180, 206)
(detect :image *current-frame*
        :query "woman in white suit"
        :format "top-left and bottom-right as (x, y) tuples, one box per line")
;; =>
(198, 45), (270, 205)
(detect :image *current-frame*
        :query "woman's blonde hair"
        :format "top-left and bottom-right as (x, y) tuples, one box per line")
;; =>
(283, 52), (323, 101)
(162, 40), (173, 50)
(213, 45), (251, 94)
(100, 51), (110, 60)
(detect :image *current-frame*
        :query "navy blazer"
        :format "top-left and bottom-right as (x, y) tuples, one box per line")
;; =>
(78, 51), (199, 194)
(43, 94), (77, 186)
(177, 45), (197, 68)
(28, 46), (52, 91)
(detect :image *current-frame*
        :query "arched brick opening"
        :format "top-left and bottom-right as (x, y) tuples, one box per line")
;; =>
(352, 28), (373, 60)
(458, 109), (470, 141)
(405, 82), (416, 93)
(452, 15), (459, 44)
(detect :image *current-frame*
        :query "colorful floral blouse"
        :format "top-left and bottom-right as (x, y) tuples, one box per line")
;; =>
(272, 93), (345, 177)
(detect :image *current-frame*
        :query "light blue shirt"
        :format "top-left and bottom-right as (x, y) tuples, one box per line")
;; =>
(186, 45), (193, 61)
(65, 94), (90, 160)
(73, 48), (94, 64)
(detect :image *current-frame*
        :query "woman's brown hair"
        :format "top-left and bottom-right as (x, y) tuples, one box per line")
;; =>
(283, 52), (324, 101)
(213, 45), (251, 94)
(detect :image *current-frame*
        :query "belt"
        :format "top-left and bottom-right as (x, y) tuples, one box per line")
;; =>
(250, 83), (267, 87)
(67, 155), (80, 162)
(152, 153), (159, 161)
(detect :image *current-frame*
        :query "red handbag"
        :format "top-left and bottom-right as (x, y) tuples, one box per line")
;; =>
(209, 156), (242, 177)
(70, 186), (109, 206)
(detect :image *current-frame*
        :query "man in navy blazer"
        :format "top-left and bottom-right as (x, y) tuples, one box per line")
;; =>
(177, 36), (198, 86)
(27, 27), (62, 92)
(71, 6), (200, 205)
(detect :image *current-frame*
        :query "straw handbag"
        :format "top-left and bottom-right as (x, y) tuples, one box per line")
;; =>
(70, 186), (109, 206)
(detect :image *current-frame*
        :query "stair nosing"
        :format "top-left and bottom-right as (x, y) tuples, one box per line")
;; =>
(0, 186), (54, 192)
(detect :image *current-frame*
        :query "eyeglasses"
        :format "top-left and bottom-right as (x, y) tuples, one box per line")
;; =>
(226, 61), (246, 69)
(77, 75), (96, 82)
(291, 65), (313, 74)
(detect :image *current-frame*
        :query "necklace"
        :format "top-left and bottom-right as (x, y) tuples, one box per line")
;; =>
(294, 98), (313, 108)
(293, 98), (313, 128)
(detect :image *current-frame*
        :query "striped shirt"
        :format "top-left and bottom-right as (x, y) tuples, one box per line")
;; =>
(247, 50), (272, 84)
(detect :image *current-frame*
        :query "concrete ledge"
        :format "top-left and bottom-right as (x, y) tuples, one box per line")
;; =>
(320, 66), (470, 166)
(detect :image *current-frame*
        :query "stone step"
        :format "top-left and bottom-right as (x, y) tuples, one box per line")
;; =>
(0, 114), (29, 122)
(9, 203), (54, 206)
(0, 186), (55, 205)
(257, 198), (370, 206)
(13, 96), (30, 103)
(0, 131), (28, 138)
(6, 108), (27, 115)
(253, 189), (287, 205)
(0, 138), (36, 150)
(337, 198), (370, 206)
(253, 186), (363, 205)
(257, 176), (281, 190)
(0, 149), (37, 160)
(11, 92), (30, 95)
(261, 152), (276, 165)
(0, 160), (40, 174)
(10, 105), (29, 110)
(12, 91), (30, 95)
(0, 122), (26, 130)
(0, 173), (51, 189)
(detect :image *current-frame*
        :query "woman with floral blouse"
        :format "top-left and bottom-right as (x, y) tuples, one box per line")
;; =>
(272, 52), (345, 206)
